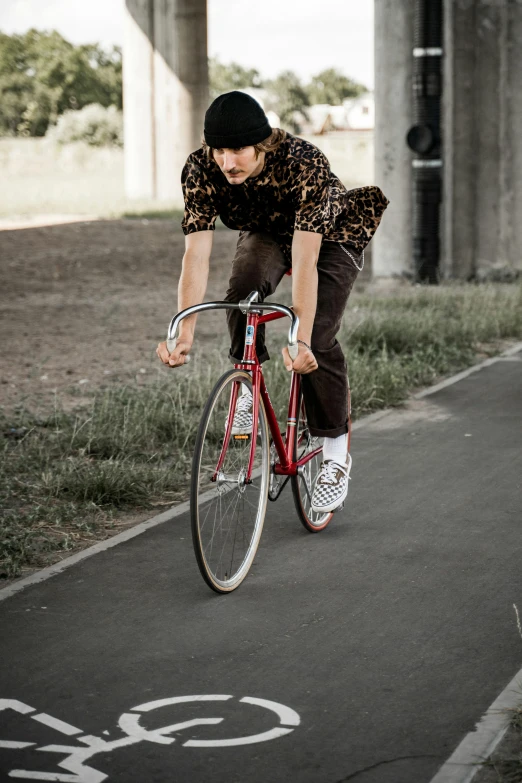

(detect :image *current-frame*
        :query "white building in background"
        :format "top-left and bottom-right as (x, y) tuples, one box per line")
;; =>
(343, 92), (374, 130)
(304, 92), (374, 134)
(232, 87), (373, 135)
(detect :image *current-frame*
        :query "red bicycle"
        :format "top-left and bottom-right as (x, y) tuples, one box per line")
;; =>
(166, 291), (351, 593)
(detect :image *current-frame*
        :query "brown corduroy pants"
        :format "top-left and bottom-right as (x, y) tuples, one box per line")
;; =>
(224, 231), (361, 438)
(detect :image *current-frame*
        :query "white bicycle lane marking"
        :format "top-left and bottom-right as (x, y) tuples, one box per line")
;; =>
(0, 695), (300, 782)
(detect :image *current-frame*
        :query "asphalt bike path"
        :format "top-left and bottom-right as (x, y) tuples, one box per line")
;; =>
(1, 351), (521, 783)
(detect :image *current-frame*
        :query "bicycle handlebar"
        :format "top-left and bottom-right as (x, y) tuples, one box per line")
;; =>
(166, 291), (300, 361)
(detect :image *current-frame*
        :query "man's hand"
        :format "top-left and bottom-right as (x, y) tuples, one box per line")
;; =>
(156, 338), (192, 367)
(282, 342), (318, 374)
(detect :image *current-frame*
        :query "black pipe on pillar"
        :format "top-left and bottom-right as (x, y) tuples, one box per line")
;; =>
(406, 0), (443, 284)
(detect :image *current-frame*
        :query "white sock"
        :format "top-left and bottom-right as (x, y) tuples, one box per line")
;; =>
(241, 383), (251, 396)
(323, 433), (348, 465)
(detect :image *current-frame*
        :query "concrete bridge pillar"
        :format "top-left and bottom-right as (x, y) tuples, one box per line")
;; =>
(123, 0), (208, 204)
(443, 0), (522, 280)
(373, 0), (414, 280)
(373, 0), (522, 281)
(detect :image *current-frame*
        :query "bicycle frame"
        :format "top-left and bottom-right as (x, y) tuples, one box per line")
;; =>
(218, 308), (324, 483)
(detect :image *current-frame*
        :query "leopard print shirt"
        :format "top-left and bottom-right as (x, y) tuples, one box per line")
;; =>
(181, 133), (389, 260)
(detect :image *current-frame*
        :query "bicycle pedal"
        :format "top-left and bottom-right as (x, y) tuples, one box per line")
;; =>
(233, 434), (250, 440)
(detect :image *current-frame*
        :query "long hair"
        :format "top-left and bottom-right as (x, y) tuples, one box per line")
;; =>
(202, 128), (287, 160)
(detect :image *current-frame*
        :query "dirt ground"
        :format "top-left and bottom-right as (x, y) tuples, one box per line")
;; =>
(0, 221), (223, 407)
(0, 218), (374, 414)
(0, 221), (253, 412)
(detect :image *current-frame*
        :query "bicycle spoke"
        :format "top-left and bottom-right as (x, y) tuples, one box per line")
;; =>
(216, 489), (243, 574)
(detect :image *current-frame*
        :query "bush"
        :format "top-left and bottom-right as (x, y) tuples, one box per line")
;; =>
(47, 103), (123, 147)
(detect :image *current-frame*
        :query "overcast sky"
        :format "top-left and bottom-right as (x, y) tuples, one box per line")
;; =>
(0, 0), (374, 88)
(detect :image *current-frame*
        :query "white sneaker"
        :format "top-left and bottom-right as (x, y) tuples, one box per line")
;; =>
(227, 390), (253, 435)
(311, 456), (352, 513)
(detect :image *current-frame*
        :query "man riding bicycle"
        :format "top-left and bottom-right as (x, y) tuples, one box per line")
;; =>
(157, 91), (389, 514)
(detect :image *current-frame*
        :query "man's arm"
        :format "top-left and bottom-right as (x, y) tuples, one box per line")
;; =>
(176, 231), (213, 340)
(282, 229), (322, 374)
(292, 229), (322, 343)
(156, 231), (213, 367)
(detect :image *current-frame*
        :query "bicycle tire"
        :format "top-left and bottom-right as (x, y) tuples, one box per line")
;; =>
(191, 369), (270, 592)
(291, 390), (334, 533)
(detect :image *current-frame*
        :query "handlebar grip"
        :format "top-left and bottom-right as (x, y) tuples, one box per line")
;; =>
(166, 337), (191, 364)
(288, 343), (298, 361)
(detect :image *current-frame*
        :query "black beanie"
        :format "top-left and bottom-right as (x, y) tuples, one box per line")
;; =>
(204, 91), (272, 148)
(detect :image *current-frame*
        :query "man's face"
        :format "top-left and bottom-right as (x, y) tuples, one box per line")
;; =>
(213, 146), (265, 184)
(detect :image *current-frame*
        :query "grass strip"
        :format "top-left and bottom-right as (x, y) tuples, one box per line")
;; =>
(2, 282), (521, 579)
(477, 707), (522, 782)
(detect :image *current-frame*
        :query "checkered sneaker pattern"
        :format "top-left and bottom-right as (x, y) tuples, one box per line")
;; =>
(226, 389), (253, 435)
(311, 456), (352, 513)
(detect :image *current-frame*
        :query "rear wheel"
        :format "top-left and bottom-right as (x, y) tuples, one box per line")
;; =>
(191, 369), (269, 592)
(291, 391), (333, 532)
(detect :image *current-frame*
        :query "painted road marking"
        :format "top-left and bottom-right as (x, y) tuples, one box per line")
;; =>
(31, 714), (83, 736)
(1, 694), (301, 782)
(128, 693), (232, 712)
(184, 696), (300, 748)
(0, 702), (37, 756)
(240, 696), (300, 726)
(184, 726), (295, 747)
(0, 700), (36, 715)
(118, 714), (224, 746)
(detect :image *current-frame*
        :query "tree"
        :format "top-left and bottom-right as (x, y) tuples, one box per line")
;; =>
(0, 30), (122, 136)
(0, 32), (36, 134)
(265, 71), (309, 132)
(80, 44), (123, 110)
(209, 58), (263, 101)
(306, 68), (367, 106)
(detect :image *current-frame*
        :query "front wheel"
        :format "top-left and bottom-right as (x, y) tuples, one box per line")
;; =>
(291, 391), (334, 532)
(191, 369), (269, 592)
